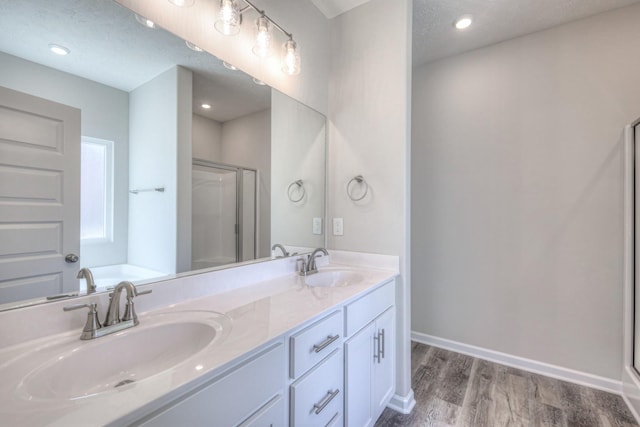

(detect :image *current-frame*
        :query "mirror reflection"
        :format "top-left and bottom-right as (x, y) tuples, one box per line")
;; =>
(0, 0), (326, 308)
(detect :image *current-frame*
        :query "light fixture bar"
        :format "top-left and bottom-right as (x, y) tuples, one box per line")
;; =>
(239, 0), (292, 39)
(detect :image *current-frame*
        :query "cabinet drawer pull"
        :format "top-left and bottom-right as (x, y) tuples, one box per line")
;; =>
(313, 389), (340, 414)
(313, 334), (339, 353)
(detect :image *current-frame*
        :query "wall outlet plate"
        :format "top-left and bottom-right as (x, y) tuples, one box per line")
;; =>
(312, 217), (322, 235)
(333, 218), (344, 236)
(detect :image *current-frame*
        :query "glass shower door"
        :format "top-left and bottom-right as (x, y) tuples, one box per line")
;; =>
(192, 164), (238, 270)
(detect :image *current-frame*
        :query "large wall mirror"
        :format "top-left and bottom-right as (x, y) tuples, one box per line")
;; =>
(0, 0), (326, 309)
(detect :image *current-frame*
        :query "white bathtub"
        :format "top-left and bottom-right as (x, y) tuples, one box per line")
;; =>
(88, 264), (169, 290)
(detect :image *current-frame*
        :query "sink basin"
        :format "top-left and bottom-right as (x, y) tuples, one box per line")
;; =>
(305, 270), (364, 288)
(13, 310), (230, 401)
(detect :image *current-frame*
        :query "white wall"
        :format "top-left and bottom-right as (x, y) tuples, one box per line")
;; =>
(327, 0), (413, 410)
(412, 4), (640, 380)
(271, 90), (326, 250)
(0, 51), (130, 269)
(115, 0), (330, 115)
(129, 66), (192, 274)
(192, 114), (222, 161)
(221, 109), (271, 258)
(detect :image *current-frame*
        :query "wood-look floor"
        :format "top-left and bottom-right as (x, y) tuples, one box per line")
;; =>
(375, 342), (638, 427)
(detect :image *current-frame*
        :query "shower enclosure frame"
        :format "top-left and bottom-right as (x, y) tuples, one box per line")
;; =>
(192, 158), (259, 265)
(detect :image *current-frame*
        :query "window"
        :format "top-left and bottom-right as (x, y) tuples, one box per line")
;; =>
(80, 136), (114, 242)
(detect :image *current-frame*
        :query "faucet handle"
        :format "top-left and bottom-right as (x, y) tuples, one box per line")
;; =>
(297, 257), (308, 276)
(63, 303), (102, 340)
(122, 288), (152, 325)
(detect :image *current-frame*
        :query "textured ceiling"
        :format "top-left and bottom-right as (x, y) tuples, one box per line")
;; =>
(0, 0), (270, 122)
(413, 0), (640, 66)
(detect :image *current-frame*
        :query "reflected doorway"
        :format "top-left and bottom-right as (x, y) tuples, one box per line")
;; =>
(191, 160), (257, 270)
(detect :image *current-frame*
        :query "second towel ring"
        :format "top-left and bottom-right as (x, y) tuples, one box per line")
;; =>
(347, 175), (369, 201)
(287, 179), (305, 203)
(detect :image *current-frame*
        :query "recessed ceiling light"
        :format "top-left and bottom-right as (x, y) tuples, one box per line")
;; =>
(135, 14), (156, 29)
(185, 41), (203, 52)
(252, 78), (266, 86)
(454, 15), (473, 30)
(223, 61), (238, 71)
(168, 0), (195, 6)
(201, 104), (211, 109)
(49, 44), (70, 56)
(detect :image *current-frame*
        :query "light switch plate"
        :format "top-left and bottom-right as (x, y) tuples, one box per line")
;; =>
(333, 218), (344, 236)
(312, 217), (322, 235)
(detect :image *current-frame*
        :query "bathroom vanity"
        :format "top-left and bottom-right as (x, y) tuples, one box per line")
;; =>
(0, 253), (398, 426)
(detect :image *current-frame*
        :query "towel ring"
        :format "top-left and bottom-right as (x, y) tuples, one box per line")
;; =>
(347, 175), (368, 201)
(287, 179), (305, 203)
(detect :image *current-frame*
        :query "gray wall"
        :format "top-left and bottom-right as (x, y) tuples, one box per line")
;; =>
(327, 0), (413, 404)
(412, 3), (640, 380)
(0, 51), (129, 269)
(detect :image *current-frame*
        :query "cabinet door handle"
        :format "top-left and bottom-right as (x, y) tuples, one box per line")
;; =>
(373, 334), (381, 364)
(380, 329), (385, 360)
(313, 389), (340, 414)
(313, 334), (340, 353)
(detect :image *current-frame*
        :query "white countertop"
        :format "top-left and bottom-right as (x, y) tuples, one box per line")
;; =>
(0, 261), (397, 426)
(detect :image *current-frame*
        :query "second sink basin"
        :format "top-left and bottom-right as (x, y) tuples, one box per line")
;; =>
(13, 310), (231, 401)
(305, 270), (364, 288)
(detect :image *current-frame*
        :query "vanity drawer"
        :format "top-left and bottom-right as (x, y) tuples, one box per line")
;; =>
(344, 280), (394, 337)
(238, 395), (285, 427)
(290, 310), (342, 379)
(290, 349), (343, 427)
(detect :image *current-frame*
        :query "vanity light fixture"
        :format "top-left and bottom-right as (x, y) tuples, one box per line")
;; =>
(282, 38), (300, 75)
(252, 15), (272, 58)
(215, 0), (241, 35)
(185, 41), (203, 52)
(223, 61), (238, 70)
(201, 103), (212, 109)
(135, 14), (156, 29)
(49, 43), (70, 56)
(214, 0), (301, 75)
(454, 14), (473, 30)
(168, 0), (195, 6)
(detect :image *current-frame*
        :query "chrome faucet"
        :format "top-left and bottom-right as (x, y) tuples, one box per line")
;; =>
(272, 243), (290, 258)
(104, 281), (147, 326)
(298, 248), (329, 276)
(77, 268), (96, 294)
(64, 281), (151, 340)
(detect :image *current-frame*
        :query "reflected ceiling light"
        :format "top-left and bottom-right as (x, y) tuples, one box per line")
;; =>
(215, 0), (300, 75)
(49, 43), (70, 56)
(185, 41), (203, 52)
(168, 0), (195, 6)
(215, 0), (241, 36)
(135, 14), (156, 28)
(454, 15), (473, 30)
(281, 39), (300, 75)
(252, 77), (266, 85)
(252, 15), (272, 58)
(223, 61), (238, 70)
(201, 104), (212, 109)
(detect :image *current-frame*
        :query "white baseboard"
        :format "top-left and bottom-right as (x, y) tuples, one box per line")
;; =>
(411, 331), (622, 395)
(387, 389), (416, 415)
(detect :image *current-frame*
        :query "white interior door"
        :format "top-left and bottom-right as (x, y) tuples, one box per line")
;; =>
(0, 86), (80, 304)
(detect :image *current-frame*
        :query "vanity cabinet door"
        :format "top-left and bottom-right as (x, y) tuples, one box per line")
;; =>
(372, 307), (395, 422)
(345, 322), (375, 427)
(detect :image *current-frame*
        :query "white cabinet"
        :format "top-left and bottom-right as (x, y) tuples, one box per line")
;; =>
(135, 342), (285, 427)
(344, 281), (395, 427)
(290, 349), (343, 426)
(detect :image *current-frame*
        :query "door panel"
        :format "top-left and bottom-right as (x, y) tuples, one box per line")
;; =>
(0, 86), (80, 304)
